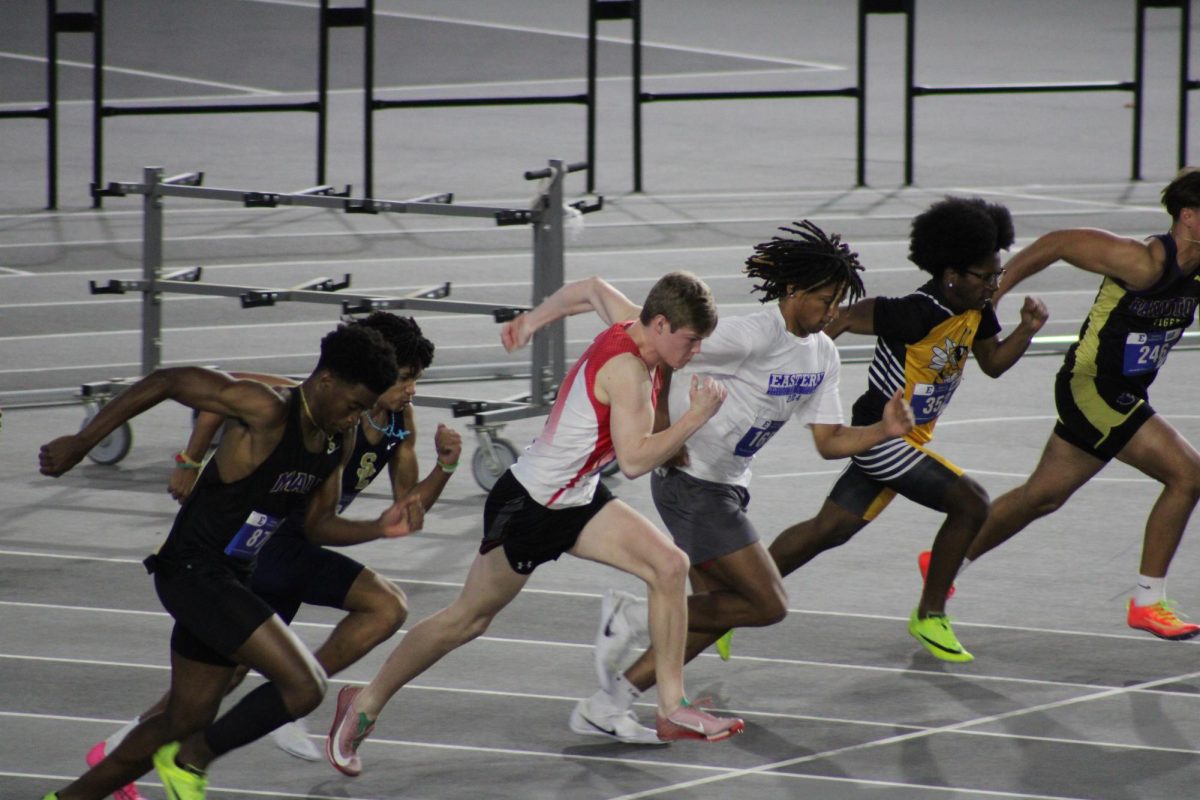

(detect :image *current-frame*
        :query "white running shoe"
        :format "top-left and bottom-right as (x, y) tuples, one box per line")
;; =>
(594, 589), (648, 693)
(568, 692), (665, 746)
(272, 718), (321, 761)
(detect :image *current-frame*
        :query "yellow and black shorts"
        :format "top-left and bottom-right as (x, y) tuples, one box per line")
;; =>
(828, 438), (965, 521)
(1053, 371), (1154, 462)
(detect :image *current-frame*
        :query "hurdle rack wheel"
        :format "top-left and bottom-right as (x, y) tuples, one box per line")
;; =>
(471, 434), (519, 492)
(81, 402), (133, 465)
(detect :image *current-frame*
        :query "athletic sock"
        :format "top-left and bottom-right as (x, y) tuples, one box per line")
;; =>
(611, 673), (641, 712)
(203, 683), (295, 757)
(1133, 575), (1166, 607)
(105, 717), (141, 751)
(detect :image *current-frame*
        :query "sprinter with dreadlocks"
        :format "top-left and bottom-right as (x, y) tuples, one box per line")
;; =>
(764, 197), (1048, 664)
(505, 221), (915, 744)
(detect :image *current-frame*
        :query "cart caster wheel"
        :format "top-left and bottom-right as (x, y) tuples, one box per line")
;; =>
(81, 406), (133, 465)
(471, 438), (519, 492)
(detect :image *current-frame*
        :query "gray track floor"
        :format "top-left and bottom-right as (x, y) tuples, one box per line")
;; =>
(4, 2), (1200, 799)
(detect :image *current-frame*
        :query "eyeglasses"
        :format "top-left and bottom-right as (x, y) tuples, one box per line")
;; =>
(962, 267), (1005, 287)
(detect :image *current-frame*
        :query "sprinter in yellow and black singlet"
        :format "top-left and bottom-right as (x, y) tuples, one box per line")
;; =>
(764, 197), (1048, 664)
(965, 168), (1200, 642)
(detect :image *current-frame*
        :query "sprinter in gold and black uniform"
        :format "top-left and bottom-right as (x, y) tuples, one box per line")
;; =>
(966, 168), (1200, 642)
(765, 197), (1047, 663)
(38, 324), (423, 800)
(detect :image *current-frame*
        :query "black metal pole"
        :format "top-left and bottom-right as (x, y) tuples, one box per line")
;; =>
(586, 0), (598, 193)
(317, 0), (329, 184)
(364, 0), (375, 198)
(856, 0), (867, 187)
(903, 2), (915, 185)
(1179, 0), (1191, 169)
(47, 0), (58, 209)
(632, 0), (642, 192)
(1133, 0), (1146, 181)
(91, 0), (104, 208)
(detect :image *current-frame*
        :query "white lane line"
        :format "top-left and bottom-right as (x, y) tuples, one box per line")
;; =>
(6, 654), (1199, 744)
(0, 50), (279, 95)
(3, 589), (1195, 679)
(606, 667), (1200, 799)
(244, 0), (842, 70)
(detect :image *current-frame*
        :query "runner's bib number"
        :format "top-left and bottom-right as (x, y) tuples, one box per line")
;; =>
(734, 419), (786, 457)
(224, 510), (284, 560)
(1123, 329), (1181, 376)
(910, 379), (958, 424)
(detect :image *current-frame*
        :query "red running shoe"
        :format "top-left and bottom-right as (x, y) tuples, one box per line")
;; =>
(1127, 599), (1200, 640)
(655, 702), (744, 742)
(918, 550), (956, 599)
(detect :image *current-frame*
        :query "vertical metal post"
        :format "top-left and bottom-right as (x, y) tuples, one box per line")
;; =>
(317, 0), (329, 184)
(46, 0), (59, 209)
(530, 160), (568, 403)
(364, 0), (375, 198)
(631, 0), (643, 192)
(902, 2), (915, 185)
(855, 0), (867, 187)
(1133, 0), (1147, 181)
(91, 0), (104, 207)
(1178, 0), (1191, 169)
(141, 167), (165, 376)
(586, 1), (598, 193)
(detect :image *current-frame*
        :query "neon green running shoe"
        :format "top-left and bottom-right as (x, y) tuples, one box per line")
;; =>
(41, 794), (59, 800)
(152, 741), (208, 800)
(907, 608), (973, 663)
(715, 630), (734, 661)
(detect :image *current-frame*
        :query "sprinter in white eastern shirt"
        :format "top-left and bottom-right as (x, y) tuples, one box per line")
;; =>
(506, 222), (915, 744)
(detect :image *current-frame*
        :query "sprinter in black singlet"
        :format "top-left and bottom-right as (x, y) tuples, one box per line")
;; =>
(965, 168), (1200, 641)
(38, 324), (423, 800)
(83, 315), (459, 799)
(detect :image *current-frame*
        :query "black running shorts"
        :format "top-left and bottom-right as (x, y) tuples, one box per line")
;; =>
(829, 442), (964, 521)
(251, 532), (366, 624)
(148, 553), (275, 667)
(481, 470), (616, 575)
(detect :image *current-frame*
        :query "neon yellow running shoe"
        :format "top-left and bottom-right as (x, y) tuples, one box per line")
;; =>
(715, 630), (733, 661)
(907, 608), (973, 663)
(152, 741), (208, 800)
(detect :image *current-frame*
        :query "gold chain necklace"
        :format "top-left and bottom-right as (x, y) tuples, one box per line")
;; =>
(298, 387), (337, 454)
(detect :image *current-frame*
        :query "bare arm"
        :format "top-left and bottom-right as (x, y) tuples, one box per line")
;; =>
(823, 298), (877, 339)
(501, 276), (641, 352)
(996, 229), (1161, 304)
(971, 296), (1050, 378)
(304, 431), (425, 545)
(388, 408), (464, 512)
(168, 370), (299, 502)
(40, 367), (283, 477)
(651, 365), (691, 468)
(807, 388), (914, 458)
(603, 355), (725, 478)
(167, 411), (225, 502)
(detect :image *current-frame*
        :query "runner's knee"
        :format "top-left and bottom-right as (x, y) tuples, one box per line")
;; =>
(649, 544), (690, 590)
(754, 583), (788, 627)
(946, 478), (990, 529)
(278, 664), (328, 718)
(366, 576), (409, 639)
(1020, 481), (1071, 518)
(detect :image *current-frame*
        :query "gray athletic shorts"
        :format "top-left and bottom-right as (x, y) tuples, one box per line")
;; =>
(650, 467), (758, 565)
